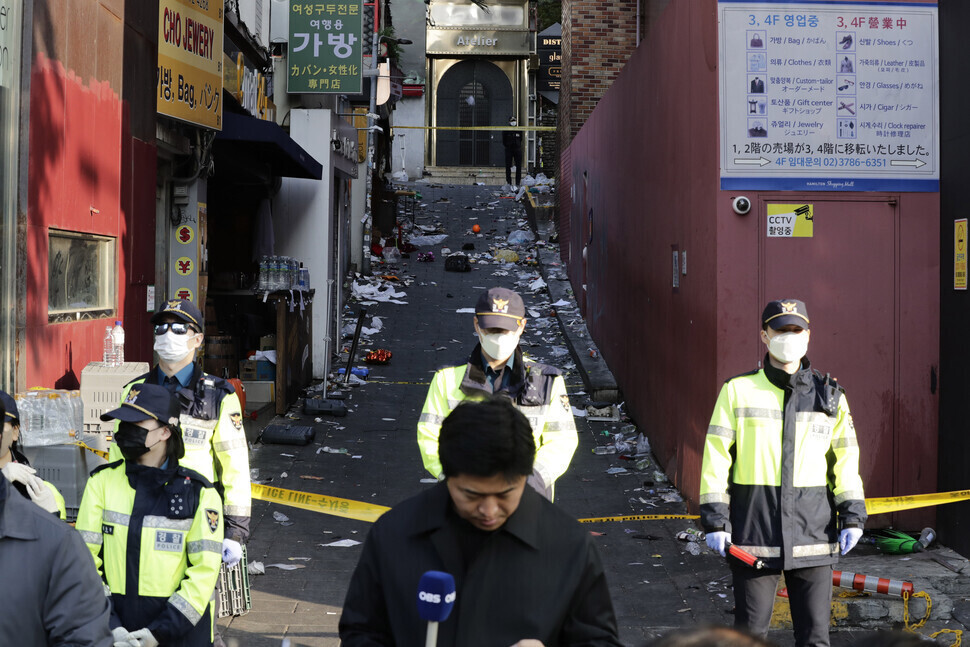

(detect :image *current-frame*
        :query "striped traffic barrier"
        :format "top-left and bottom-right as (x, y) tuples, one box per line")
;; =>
(833, 570), (914, 597)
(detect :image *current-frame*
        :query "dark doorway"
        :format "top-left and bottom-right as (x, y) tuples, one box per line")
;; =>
(436, 60), (513, 167)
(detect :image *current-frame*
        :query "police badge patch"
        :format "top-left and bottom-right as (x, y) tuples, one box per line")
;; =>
(560, 395), (571, 413)
(229, 412), (244, 431)
(206, 508), (220, 533)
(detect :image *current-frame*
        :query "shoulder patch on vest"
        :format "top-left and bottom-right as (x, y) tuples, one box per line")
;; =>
(725, 368), (761, 384)
(90, 459), (124, 477)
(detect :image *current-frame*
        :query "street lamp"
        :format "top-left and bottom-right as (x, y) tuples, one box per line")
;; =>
(361, 35), (411, 274)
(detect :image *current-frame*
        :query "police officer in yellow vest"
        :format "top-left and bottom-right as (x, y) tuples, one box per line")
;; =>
(109, 299), (250, 564)
(417, 287), (578, 500)
(77, 383), (224, 647)
(699, 299), (866, 647)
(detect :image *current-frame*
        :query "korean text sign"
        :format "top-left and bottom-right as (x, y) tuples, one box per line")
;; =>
(719, 1), (939, 191)
(288, 1), (363, 94)
(157, 0), (224, 130)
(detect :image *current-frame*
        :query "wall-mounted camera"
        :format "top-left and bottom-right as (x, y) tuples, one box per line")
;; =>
(732, 196), (752, 215)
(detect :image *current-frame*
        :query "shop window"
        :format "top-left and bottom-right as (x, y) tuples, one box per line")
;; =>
(47, 230), (116, 323)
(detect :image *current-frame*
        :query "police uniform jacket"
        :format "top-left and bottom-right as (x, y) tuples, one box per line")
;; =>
(417, 346), (578, 496)
(339, 482), (622, 647)
(0, 474), (113, 646)
(699, 356), (867, 570)
(76, 459), (224, 647)
(110, 365), (250, 542)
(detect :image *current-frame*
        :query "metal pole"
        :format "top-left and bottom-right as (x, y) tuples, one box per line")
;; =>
(344, 308), (368, 384)
(361, 27), (380, 276)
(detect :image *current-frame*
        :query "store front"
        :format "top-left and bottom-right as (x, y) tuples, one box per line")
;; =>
(426, 0), (530, 168)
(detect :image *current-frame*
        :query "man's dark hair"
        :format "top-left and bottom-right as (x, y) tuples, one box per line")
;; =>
(647, 626), (775, 647)
(439, 397), (535, 480)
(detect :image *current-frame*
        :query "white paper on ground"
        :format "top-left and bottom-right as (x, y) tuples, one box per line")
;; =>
(320, 539), (362, 547)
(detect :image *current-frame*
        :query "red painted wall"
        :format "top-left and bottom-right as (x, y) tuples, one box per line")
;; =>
(25, 53), (155, 389)
(563, 0), (939, 528)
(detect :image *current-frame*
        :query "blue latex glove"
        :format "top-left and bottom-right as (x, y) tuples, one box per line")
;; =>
(706, 531), (731, 557)
(840, 527), (863, 555)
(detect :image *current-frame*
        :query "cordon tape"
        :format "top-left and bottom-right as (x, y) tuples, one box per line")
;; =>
(74, 444), (970, 523)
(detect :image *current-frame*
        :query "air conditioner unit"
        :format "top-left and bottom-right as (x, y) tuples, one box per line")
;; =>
(270, 0), (289, 44)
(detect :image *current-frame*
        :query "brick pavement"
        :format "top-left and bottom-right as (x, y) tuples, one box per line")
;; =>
(221, 183), (970, 647)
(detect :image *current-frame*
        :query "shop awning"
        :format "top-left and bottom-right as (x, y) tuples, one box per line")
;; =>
(216, 111), (323, 180)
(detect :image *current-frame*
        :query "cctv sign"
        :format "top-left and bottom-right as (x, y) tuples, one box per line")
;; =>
(767, 203), (814, 237)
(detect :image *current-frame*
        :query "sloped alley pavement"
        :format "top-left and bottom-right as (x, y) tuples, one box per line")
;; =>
(221, 183), (970, 647)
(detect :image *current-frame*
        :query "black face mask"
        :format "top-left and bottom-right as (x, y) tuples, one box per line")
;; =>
(115, 421), (153, 461)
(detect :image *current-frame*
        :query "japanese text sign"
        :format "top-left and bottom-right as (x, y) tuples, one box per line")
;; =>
(157, 0), (224, 130)
(719, 1), (939, 191)
(955, 219), (966, 290)
(288, 1), (363, 94)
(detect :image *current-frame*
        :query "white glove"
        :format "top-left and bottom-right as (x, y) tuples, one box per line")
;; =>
(126, 628), (158, 647)
(111, 626), (132, 647)
(1, 463), (58, 514)
(840, 527), (863, 555)
(222, 538), (243, 566)
(706, 531), (731, 557)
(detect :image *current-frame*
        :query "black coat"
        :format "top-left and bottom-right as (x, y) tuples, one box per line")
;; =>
(502, 129), (523, 152)
(339, 483), (622, 647)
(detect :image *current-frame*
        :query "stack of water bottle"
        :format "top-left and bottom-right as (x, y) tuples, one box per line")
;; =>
(256, 255), (310, 293)
(16, 389), (84, 447)
(102, 320), (126, 366)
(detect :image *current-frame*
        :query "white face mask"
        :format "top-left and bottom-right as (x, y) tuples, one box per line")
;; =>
(510, 121), (517, 127)
(767, 331), (809, 364)
(479, 331), (520, 362)
(154, 330), (197, 363)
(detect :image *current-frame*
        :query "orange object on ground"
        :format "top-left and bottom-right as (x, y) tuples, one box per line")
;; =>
(472, 224), (481, 233)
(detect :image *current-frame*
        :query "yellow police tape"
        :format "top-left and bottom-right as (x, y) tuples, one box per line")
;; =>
(71, 443), (970, 522)
(250, 483), (390, 524)
(390, 125), (556, 131)
(865, 489), (970, 516)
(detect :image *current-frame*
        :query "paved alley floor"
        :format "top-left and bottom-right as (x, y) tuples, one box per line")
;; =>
(221, 183), (969, 647)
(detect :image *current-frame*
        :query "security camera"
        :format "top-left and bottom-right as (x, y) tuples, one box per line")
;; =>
(732, 196), (752, 215)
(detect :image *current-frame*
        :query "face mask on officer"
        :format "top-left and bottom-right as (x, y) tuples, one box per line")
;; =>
(509, 120), (517, 127)
(153, 324), (200, 362)
(115, 421), (164, 461)
(765, 330), (809, 364)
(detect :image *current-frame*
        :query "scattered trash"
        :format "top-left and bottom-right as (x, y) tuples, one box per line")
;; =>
(677, 529), (706, 541)
(606, 467), (629, 475)
(593, 445), (616, 455)
(494, 249), (520, 263)
(288, 557), (311, 561)
(653, 471), (668, 483)
(383, 246), (403, 263)
(444, 253), (471, 272)
(280, 472), (288, 479)
(248, 562), (265, 575)
(417, 251), (435, 262)
(571, 406), (587, 417)
(301, 475), (325, 481)
(260, 424), (316, 446)
(508, 229), (536, 245)
(320, 539), (362, 547)
(661, 492), (684, 503)
(586, 403), (621, 421)
(266, 564), (305, 570)
(319, 446), (349, 455)
(408, 234), (449, 247)
(420, 478), (438, 484)
(273, 511), (290, 523)
(364, 349), (393, 364)
(685, 542), (702, 556)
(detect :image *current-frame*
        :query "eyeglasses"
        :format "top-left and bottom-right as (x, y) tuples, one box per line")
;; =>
(154, 322), (198, 336)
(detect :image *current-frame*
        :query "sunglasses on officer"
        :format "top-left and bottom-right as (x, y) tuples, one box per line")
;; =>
(153, 322), (199, 336)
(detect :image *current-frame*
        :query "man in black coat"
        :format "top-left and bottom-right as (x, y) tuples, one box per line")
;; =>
(502, 116), (524, 189)
(339, 398), (621, 647)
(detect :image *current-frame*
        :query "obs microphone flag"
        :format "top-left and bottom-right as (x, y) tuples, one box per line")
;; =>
(417, 571), (456, 647)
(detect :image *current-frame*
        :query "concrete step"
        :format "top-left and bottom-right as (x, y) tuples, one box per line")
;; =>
(423, 166), (507, 185)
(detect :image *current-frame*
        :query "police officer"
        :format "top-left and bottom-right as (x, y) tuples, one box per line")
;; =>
(0, 390), (65, 518)
(77, 383), (224, 647)
(108, 299), (250, 565)
(699, 299), (867, 647)
(502, 116), (523, 190)
(417, 287), (578, 500)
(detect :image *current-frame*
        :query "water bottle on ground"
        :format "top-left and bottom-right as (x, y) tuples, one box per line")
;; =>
(103, 326), (114, 365)
(111, 321), (125, 365)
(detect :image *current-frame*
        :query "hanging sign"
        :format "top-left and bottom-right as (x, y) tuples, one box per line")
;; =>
(288, 0), (363, 94)
(157, 0), (224, 129)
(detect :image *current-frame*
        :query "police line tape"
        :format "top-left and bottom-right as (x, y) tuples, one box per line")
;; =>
(70, 443), (970, 522)
(390, 125), (556, 131)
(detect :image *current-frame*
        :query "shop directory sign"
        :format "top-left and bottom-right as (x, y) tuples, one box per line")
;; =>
(288, 0), (363, 94)
(719, 1), (938, 191)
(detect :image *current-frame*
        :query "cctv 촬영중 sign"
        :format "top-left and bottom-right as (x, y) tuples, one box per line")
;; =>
(767, 203), (814, 238)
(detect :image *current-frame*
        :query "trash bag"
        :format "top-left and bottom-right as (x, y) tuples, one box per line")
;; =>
(383, 246), (403, 263)
(391, 169), (409, 182)
(494, 249), (520, 263)
(507, 229), (535, 245)
(445, 253), (471, 272)
(521, 175), (536, 187)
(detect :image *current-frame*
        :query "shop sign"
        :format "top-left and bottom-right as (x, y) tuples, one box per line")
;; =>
(223, 52), (276, 121)
(157, 0), (224, 130)
(537, 35), (561, 94)
(956, 219), (967, 291)
(288, 0), (363, 94)
(718, 1), (939, 191)
(426, 28), (530, 55)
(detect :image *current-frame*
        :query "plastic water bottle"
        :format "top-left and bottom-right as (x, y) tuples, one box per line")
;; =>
(298, 263), (309, 291)
(258, 256), (270, 291)
(270, 256), (282, 291)
(103, 326), (114, 365)
(111, 321), (125, 365)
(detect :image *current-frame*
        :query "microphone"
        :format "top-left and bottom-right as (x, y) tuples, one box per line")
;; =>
(417, 571), (456, 647)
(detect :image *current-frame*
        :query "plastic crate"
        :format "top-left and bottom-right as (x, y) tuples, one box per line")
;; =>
(21, 436), (107, 522)
(218, 545), (251, 617)
(80, 362), (151, 432)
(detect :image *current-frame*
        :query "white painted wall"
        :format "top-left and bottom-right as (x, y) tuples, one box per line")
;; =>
(392, 97), (426, 179)
(275, 109), (334, 379)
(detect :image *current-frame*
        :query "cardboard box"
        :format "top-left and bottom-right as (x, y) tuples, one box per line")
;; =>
(239, 360), (276, 381)
(240, 380), (274, 404)
(259, 334), (276, 351)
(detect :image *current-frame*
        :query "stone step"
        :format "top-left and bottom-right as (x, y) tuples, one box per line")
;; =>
(423, 166), (508, 185)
